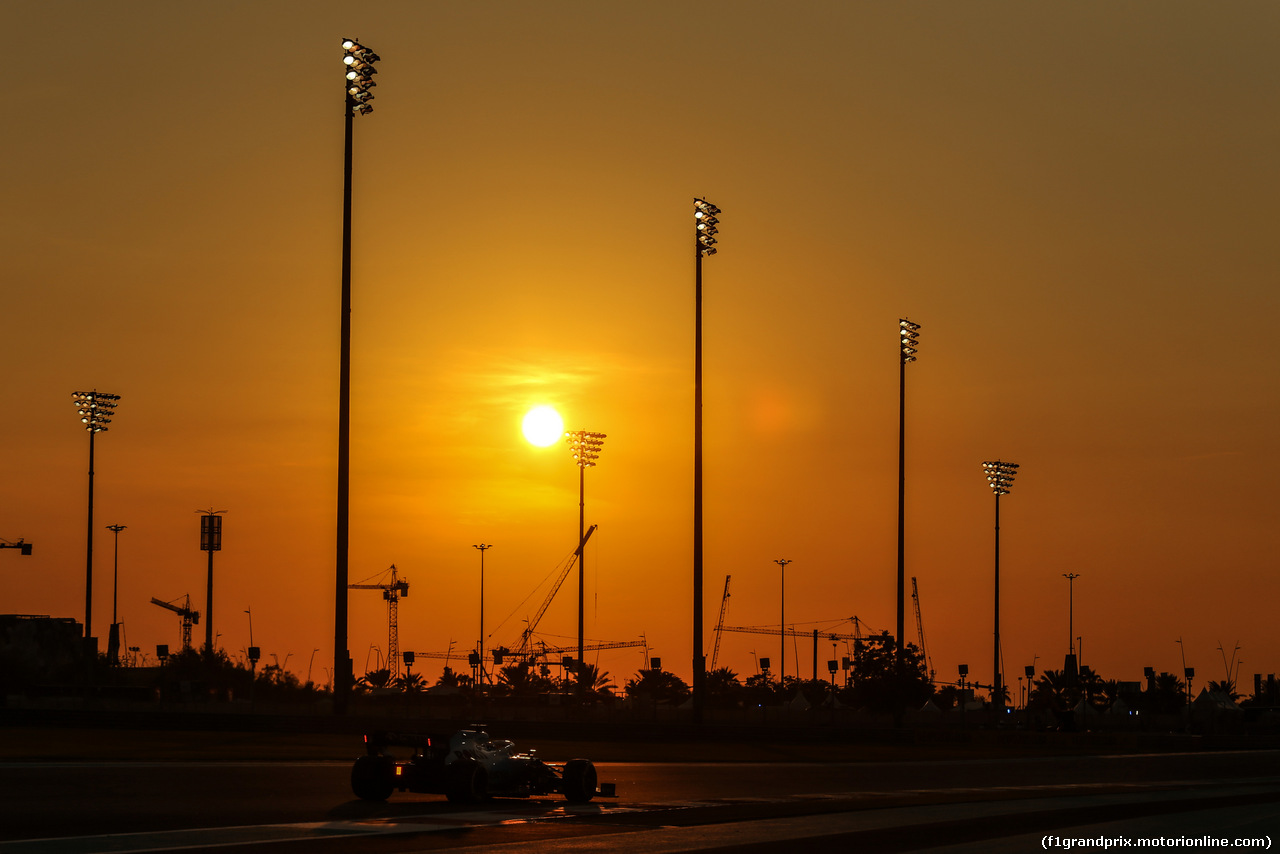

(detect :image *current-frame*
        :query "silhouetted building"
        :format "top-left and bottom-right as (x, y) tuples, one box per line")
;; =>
(0, 615), (84, 696)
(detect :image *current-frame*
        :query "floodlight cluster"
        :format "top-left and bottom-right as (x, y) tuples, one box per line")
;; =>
(565, 430), (607, 468)
(982, 460), (1019, 496)
(72, 391), (121, 433)
(342, 38), (379, 116)
(695, 198), (720, 257)
(900, 318), (921, 364)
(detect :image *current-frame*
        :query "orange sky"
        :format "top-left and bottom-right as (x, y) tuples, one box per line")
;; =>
(4, 2), (1278, 695)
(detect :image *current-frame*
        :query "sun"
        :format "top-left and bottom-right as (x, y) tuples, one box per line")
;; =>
(521, 406), (564, 447)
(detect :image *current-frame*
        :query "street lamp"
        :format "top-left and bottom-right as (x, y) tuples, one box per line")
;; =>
(982, 459), (1019, 711)
(72, 390), (120, 643)
(774, 559), (792, 684)
(1063, 572), (1080, 678)
(693, 196), (720, 720)
(473, 544), (492, 685)
(565, 430), (605, 683)
(334, 37), (379, 715)
(106, 523), (127, 665)
(896, 319), (920, 674)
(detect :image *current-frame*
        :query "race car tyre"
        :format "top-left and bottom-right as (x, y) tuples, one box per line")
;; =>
(561, 759), (597, 803)
(445, 759), (488, 803)
(351, 754), (395, 802)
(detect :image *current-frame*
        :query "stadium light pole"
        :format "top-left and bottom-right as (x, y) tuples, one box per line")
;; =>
(693, 197), (720, 721)
(72, 390), (120, 643)
(334, 37), (378, 714)
(565, 430), (605, 683)
(896, 319), (920, 674)
(983, 459), (1019, 711)
(473, 544), (492, 685)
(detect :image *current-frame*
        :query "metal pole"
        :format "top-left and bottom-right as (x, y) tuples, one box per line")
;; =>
(693, 238), (704, 719)
(109, 525), (124, 627)
(1064, 573), (1078, 655)
(84, 429), (95, 640)
(579, 461), (585, 682)
(205, 548), (215, 653)
(993, 493), (1002, 710)
(334, 87), (354, 713)
(896, 343), (906, 669)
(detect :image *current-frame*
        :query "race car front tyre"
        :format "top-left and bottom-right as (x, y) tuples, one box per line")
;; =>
(561, 759), (597, 803)
(445, 759), (488, 803)
(351, 755), (395, 802)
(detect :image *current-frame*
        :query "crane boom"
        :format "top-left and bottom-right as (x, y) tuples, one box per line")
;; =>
(150, 595), (199, 652)
(911, 577), (936, 683)
(517, 525), (595, 654)
(710, 575), (731, 671)
(722, 624), (890, 642)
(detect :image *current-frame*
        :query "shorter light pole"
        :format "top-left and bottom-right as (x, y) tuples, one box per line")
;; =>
(473, 543), (492, 685)
(774, 559), (791, 683)
(1063, 572), (1080, 678)
(106, 524), (127, 665)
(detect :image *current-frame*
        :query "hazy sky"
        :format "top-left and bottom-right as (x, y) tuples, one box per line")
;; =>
(4, 2), (1278, 694)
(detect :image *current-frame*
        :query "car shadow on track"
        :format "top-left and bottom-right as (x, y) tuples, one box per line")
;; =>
(328, 796), (591, 821)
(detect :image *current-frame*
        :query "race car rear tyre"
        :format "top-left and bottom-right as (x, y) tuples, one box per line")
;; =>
(445, 759), (488, 803)
(351, 754), (395, 802)
(562, 758), (597, 803)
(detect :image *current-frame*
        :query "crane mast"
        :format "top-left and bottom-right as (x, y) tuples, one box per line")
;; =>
(349, 565), (410, 678)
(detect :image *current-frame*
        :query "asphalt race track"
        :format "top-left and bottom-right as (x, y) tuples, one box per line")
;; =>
(1, 751), (1278, 853)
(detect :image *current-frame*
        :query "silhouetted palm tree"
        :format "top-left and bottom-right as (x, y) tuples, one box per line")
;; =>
(625, 668), (690, 704)
(355, 667), (392, 692)
(1207, 679), (1239, 701)
(395, 671), (425, 692)
(705, 667), (742, 706)
(574, 662), (617, 699)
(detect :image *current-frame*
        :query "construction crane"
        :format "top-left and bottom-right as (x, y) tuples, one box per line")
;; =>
(532, 639), (645, 662)
(150, 595), (199, 652)
(911, 577), (936, 684)
(514, 526), (595, 657)
(710, 575), (731, 671)
(722, 620), (892, 680)
(349, 565), (410, 678)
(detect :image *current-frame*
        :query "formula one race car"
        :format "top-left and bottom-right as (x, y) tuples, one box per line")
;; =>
(351, 728), (616, 804)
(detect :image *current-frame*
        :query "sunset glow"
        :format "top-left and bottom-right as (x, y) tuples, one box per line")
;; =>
(522, 406), (565, 448)
(2, 3), (1278, 696)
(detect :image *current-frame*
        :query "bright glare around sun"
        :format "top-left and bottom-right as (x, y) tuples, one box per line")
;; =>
(521, 406), (565, 447)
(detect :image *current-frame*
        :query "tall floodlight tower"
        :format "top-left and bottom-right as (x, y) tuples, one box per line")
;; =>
(72, 390), (121, 642)
(693, 197), (720, 720)
(896, 319), (920, 673)
(199, 510), (225, 653)
(982, 459), (1019, 711)
(334, 37), (379, 713)
(565, 430), (605, 682)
